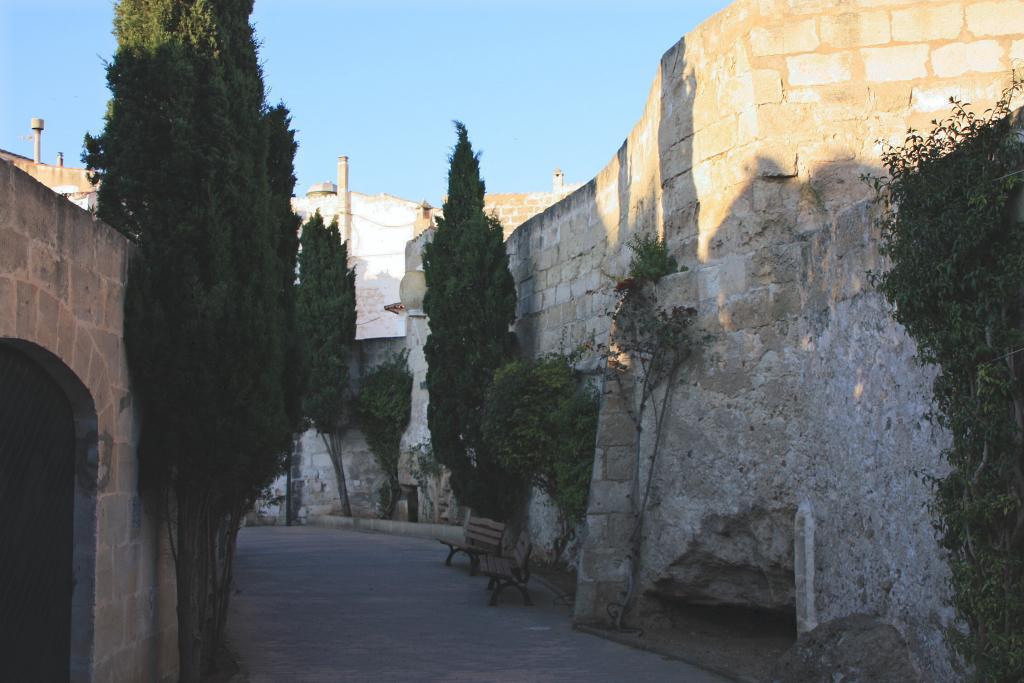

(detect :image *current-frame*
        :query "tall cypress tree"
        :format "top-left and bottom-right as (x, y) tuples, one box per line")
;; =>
(84, 1), (293, 679)
(265, 104), (303, 526)
(296, 212), (357, 516)
(422, 122), (519, 519)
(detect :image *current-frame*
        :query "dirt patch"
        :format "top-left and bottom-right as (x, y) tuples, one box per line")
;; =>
(532, 562), (578, 604)
(538, 565), (792, 681)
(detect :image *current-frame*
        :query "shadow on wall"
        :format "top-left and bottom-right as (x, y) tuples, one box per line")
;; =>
(574, 13), (954, 675)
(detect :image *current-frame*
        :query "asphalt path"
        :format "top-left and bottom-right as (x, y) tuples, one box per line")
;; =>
(229, 525), (729, 683)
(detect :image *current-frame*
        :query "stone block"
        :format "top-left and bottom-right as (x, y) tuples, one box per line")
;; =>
(892, 4), (964, 42)
(0, 277), (14, 335)
(966, 0), (1024, 36)
(16, 280), (37, 338)
(1010, 38), (1024, 62)
(597, 409), (637, 448)
(820, 11), (891, 47)
(750, 19), (819, 56)
(588, 480), (635, 514)
(603, 445), (636, 481)
(71, 263), (101, 325)
(35, 289), (59, 351)
(752, 69), (784, 104)
(871, 83), (913, 111)
(57, 303), (76, 360)
(581, 546), (629, 581)
(694, 116), (738, 162)
(94, 603), (125, 655)
(73, 329), (94, 389)
(930, 40), (1005, 77)
(756, 103), (817, 139)
(861, 45), (930, 82)
(1, 228), (30, 275)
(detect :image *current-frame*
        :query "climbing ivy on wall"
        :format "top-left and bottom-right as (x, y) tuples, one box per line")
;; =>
(870, 76), (1024, 680)
(357, 352), (412, 519)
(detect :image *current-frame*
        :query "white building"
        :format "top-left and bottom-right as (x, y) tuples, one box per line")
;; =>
(291, 156), (436, 341)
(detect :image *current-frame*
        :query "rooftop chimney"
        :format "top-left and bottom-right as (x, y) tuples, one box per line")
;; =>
(337, 155), (352, 243)
(30, 118), (44, 163)
(56, 152), (64, 168)
(552, 167), (564, 193)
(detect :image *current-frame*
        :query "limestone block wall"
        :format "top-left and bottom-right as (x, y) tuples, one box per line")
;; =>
(499, 1), (1024, 677)
(484, 185), (583, 239)
(0, 160), (176, 682)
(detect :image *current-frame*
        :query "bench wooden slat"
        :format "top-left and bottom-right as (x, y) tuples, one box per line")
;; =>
(468, 520), (505, 536)
(438, 515), (507, 575)
(466, 522), (503, 536)
(479, 533), (532, 606)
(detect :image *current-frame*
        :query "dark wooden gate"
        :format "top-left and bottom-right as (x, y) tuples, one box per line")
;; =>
(0, 345), (76, 682)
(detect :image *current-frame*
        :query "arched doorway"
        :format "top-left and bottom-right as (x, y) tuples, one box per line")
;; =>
(0, 341), (98, 682)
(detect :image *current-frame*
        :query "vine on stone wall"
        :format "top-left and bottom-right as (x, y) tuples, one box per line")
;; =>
(869, 74), (1024, 680)
(605, 234), (697, 630)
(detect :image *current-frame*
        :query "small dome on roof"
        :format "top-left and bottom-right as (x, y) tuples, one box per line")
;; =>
(306, 181), (338, 197)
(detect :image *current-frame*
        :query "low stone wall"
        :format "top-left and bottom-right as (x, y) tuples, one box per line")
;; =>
(0, 160), (177, 682)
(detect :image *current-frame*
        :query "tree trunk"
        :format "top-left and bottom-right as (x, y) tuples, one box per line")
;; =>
(175, 485), (215, 683)
(323, 432), (352, 516)
(207, 505), (244, 669)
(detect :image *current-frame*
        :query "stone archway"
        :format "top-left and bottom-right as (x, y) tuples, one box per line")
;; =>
(0, 339), (98, 682)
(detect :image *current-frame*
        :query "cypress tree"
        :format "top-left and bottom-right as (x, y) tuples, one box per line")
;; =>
(84, 1), (293, 678)
(265, 104), (303, 525)
(296, 212), (357, 516)
(422, 122), (520, 519)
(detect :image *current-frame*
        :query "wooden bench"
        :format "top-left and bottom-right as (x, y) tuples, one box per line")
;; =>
(480, 533), (533, 606)
(437, 515), (505, 575)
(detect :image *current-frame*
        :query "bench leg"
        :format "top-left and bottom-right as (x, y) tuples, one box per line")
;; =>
(489, 580), (531, 606)
(488, 582), (506, 606)
(445, 547), (457, 566)
(486, 577), (496, 590)
(469, 554), (480, 576)
(517, 584), (533, 606)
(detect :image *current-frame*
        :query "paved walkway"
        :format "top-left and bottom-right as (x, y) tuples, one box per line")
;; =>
(229, 526), (728, 683)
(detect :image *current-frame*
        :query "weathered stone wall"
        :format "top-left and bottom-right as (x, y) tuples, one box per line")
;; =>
(0, 160), (177, 681)
(484, 184), (583, 239)
(251, 337), (409, 524)
(498, 1), (1024, 677)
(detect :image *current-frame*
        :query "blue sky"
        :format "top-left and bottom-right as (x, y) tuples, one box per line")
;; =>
(1, 0), (731, 205)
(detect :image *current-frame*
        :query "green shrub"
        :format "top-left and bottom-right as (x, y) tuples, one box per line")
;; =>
(357, 352), (412, 519)
(626, 233), (678, 285)
(482, 354), (599, 525)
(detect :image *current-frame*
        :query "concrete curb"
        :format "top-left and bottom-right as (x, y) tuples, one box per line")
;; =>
(307, 514), (463, 543)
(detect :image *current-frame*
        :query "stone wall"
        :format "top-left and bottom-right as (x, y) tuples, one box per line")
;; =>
(0, 160), (177, 682)
(496, 1), (1024, 677)
(484, 182), (583, 239)
(251, 337), (409, 524)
